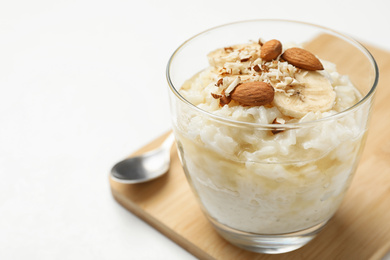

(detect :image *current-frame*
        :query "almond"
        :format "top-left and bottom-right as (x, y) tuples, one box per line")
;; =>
(260, 39), (282, 62)
(282, 47), (324, 71)
(230, 82), (274, 106)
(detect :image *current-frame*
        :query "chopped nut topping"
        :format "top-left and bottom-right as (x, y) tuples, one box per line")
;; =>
(211, 90), (231, 106)
(261, 64), (269, 72)
(241, 56), (252, 62)
(219, 89), (232, 106)
(207, 38), (319, 109)
(271, 118), (285, 135)
(211, 93), (222, 99)
(216, 78), (223, 86)
(225, 76), (241, 96)
(253, 64), (261, 72)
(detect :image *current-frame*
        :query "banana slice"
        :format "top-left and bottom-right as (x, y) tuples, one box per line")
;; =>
(273, 71), (336, 118)
(207, 43), (260, 67)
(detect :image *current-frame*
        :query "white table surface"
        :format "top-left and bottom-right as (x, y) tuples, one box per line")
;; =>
(1, 0), (389, 259)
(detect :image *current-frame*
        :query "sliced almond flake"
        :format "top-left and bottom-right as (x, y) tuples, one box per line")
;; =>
(271, 118), (286, 134)
(224, 62), (251, 75)
(240, 56), (252, 62)
(216, 78), (223, 86)
(225, 76), (241, 96)
(267, 70), (281, 79)
(274, 88), (286, 93)
(283, 77), (294, 85)
(274, 117), (286, 124)
(211, 92), (222, 99)
(267, 61), (278, 69)
(219, 89), (232, 106)
(275, 82), (287, 89)
(219, 67), (232, 76)
(222, 77), (230, 86)
(289, 79), (300, 85)
(253, 64), (261, 72)
(253, 58), (262, 65)
(259, 74), (271, 84)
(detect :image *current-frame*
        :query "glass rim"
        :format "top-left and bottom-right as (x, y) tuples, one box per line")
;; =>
(166, 19), (379, 129)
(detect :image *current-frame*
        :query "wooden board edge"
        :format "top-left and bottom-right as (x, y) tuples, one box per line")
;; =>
(109, 181), (215, 260)
(369, 240), (390, 260)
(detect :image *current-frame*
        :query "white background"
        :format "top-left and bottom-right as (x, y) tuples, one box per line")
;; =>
(1, 0), (389, 259)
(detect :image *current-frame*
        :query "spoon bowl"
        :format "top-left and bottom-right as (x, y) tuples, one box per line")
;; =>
(110, 133), (175, 184)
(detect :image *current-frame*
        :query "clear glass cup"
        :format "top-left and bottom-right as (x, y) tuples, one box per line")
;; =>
(166, 20), (378, 254)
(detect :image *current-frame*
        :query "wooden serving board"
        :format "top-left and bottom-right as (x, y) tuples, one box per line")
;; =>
(109, 37), (390, 260)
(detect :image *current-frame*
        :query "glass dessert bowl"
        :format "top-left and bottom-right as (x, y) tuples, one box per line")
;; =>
(166, 20), (378, 254)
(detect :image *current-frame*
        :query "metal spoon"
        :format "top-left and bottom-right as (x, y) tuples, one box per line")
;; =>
(110, 133), (175, 184)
